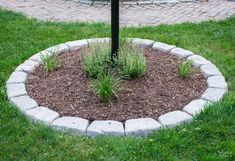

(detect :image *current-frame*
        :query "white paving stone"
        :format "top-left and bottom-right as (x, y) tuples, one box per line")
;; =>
(6, 83), (27, 98)
(87, 120), (124, 137)
(158, 110), (193, 127)
(201, 88), (227, 102)
(152, 42), (176, 52)
(87, 38), (110, 46)
(65, 40), (88, 51)
(25, 106), (59, 124)
(200, 63), (222, 78)
(187, 55), (211, 67)
(46, 43), (69, 54)
(52, 116), (89, 135)
(125, 118), (162, 136)
(10, 95), (38, 112)
(207, 76), (227, 89)
(183, 99), (211, 116)
(131, 38), (155, 48)
(6, 71), (27, 84)
(170, 47), (194, 59)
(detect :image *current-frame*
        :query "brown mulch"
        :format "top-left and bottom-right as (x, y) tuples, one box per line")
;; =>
(26, 48), (207, 122)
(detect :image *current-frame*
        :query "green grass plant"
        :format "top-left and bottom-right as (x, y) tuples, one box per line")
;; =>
(90, 71), (120, 103)
(178, 60), (191, 79)
(82, 44), (110, 78)
(40, 50), (62, 73)
(118, 45), (147, 78)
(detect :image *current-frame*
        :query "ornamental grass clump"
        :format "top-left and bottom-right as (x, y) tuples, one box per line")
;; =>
(178, 60), (192, 79)
(90, 71), (120, 103)
(82, 44), (110, 78)
(40, 49), (62, 73)
(118, 45), (147, 79)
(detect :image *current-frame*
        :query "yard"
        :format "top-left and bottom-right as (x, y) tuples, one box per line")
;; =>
(0, 8), (235, 160)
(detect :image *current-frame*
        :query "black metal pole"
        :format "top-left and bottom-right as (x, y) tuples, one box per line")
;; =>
(111, 0), (119, 62)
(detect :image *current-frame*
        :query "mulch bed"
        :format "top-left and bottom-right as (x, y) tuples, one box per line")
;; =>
(26, 48), (207, 122)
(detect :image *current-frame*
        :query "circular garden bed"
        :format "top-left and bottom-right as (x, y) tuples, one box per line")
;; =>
(6, 38), (228, 137)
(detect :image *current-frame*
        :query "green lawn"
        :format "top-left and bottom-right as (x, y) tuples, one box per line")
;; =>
(0, 9), (235, 160)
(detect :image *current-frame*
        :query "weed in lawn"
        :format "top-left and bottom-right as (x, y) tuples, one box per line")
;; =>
(178, 60), (191, 79)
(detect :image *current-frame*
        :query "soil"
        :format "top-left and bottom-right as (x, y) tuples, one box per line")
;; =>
(26, 48), (207, 122)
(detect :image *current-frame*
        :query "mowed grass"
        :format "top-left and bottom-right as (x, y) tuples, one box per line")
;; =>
(0, 9), (235, 160)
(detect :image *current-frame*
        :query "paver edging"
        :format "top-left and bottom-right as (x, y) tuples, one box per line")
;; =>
(6, 37), (228, 137)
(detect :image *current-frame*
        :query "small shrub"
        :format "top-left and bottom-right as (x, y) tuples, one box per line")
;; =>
(82, 44), (110, 78)
(118, 46), (147, 79)
(178, 60), (192, 79)
(90, 71), (120, 103)
(40, 50), (62, 73)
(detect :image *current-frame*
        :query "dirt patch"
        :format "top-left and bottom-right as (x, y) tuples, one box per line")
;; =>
(26, 48), (207, 122)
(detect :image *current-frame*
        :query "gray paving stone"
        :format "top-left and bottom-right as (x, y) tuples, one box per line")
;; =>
(25, 106), (60, 124)
(131, 38), (155, 48)
(207, 76), (227, 89)
(200, 63), (222, 78)
(65, 40), (88, 51)
(183, 99), (211, 116)
(10, 95), (38, 112)
(87, 120), (124, 137)
(158, 110), (193, 127)
(201, 88), (227, 102)
(152, 42), (176, 52)
(29, 53), (43, 63)
(187, 55), (211, 67)
(15, 60), (39, 73)
(52, 116), (89, 135)
(6, 83), (27, 99)
(6, 71), (27, 84)
(170, 47), (194, 59)
(87, 38), (110, 46)
(125, 118), (162, 136)
(45, 43), (69, 54)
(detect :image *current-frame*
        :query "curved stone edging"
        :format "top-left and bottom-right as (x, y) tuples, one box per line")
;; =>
(6, 38), (228, 137)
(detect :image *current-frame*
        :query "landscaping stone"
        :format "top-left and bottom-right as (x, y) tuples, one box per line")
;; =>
(183, 99), (211, 116)
(125, 118), (162, 136)
(15, 60), (39, 73)
(131, 38), (155, 48)
(170, 47), (194, 59)
(187, 55), (211, 67)
(158, 110), (193, 127)
(46, 43), (70, 54)
(6, 71), (27, 84)
(10, 95), (38, 112)
(87, 120), (124, 137)
(65, 40), (88, 51)
(29, 53), (43, 63)
(152, 42), (176, 52)
(6, 83), (27, 98)
(87, 38), (110, 46)
(201, 88), (227, 102)
(200, 63), (222, 78)
(207, 76), (227, 89)
(52, 116), (89, 135)
(25, 106), (60, 124)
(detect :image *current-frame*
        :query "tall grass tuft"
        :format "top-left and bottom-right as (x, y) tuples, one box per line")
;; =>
(90, 71), (120, 103)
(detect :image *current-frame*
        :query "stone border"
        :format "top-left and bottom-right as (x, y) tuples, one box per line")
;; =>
(6, 38), (228, 137)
